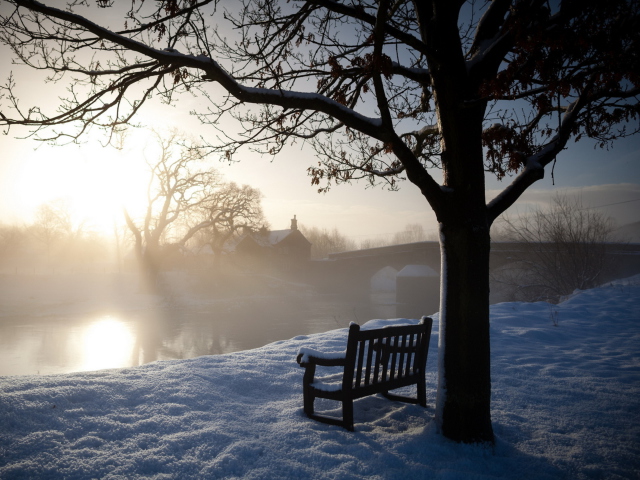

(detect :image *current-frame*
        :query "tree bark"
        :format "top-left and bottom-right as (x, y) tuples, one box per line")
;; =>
(433, 124), (495, 443)
(139, 246), (161, 292)
(437, 217), (494, 443)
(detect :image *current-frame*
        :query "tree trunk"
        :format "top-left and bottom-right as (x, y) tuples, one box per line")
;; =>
(425, 41), (495, 439)
(436, 216), (494, 443)
(139, 246), (161, 293)
(212, 246), (224, 271)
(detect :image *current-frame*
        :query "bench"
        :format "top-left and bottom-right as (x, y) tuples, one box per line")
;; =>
(296, 316), (433, 431)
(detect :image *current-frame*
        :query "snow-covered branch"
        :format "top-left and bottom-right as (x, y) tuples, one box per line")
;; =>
(6, 0), (387, 142)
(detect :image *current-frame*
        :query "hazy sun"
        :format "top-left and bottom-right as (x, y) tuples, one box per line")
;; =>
(12, 132), (152, 236)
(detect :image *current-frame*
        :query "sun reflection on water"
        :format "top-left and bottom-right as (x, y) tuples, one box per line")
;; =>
(79, 316), (135, 372)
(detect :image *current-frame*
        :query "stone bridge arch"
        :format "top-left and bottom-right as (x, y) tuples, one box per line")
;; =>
(326, 242), (442, 293)
(370, 266), (398, 292)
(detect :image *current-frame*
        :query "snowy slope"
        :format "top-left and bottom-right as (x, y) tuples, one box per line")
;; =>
(1, 277), (639, 479)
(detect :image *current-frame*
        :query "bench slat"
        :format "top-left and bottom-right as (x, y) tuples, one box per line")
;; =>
(372, 340), (382, 385)
(405, 334), (415, 375)
(398, 334), (407, 378)
(365, 339), (374, 386)
(355, 339), (365, 387)
(389, 335), (399, 381)
(381, 340), (390, 383)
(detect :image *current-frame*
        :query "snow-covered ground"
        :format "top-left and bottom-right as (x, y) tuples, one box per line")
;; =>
(1, 277), (639, 479)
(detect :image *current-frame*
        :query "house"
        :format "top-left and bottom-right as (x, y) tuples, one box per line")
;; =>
(227, 216), (312, 271)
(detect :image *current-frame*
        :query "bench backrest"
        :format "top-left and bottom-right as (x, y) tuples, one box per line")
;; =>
(342, 317), (433, 397)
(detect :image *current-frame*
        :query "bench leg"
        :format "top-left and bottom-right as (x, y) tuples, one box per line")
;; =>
(417, 375), (427, 407)
(303, 387), (315, 416)
(302, 365), (316, 416)
(342, 398), (354, 431)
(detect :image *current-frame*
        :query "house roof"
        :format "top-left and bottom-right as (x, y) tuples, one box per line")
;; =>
(263, 229), (294, 245)
(223, 229), (296, 253)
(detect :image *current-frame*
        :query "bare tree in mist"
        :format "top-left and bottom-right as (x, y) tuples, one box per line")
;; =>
(0, 224), (27, 268)
(30, 199), (77, 262)
(124, 131), (265, 280)
(493, 194), (617, 303)
(392, 223), (431, 244)
(2, 0), (639, 443)
(195, 182), (266, 268)
(298, 225), (356, 259)
(0, 200), (108, 271)
(123, 131), (221, 282)
(360, 223), (432, 249)
(359, 237), (388, 250)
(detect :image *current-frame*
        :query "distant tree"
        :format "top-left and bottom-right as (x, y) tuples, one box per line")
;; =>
(26, 199), (108, 269)
(30, 199), (75, 262)
(299, 225), (357, 259)
(195, 182), (266, 267)
(0, 223), (27, 267)
(123, 131), (222, 280)
(392, 223), (429, 245)
(358, 223), (432, 249)
(493, 194), (617, 303)
(124, 131), (265, 278)
(359, 237), (391, 250)
(59, 229), (108, 267)
(2, 0), (639, 443)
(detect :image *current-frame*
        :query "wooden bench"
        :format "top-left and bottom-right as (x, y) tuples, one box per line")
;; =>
(296, 317), (433, 431)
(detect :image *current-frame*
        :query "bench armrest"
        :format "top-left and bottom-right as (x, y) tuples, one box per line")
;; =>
(297, 347), (346, 367)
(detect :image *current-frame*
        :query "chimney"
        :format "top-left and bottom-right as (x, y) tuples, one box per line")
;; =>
(291, 215), (298, 231)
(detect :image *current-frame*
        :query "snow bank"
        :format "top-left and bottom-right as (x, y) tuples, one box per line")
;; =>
(1, 277), (639, 479)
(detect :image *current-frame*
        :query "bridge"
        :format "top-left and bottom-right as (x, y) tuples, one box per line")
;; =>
(314, 241), (640, 293)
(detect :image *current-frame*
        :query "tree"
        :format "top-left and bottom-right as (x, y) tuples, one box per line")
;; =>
(392, 223), (429, 245)
(1, 0), (639, 443)
(30, 199), (76, 262)
(27, 199), (107, 269)
(0, 223), (27, 267)
(123, 130), (264, 279)
(359, 237), (390, 250)
(358, 223), (431, 249)
(298, 224), (357, 259)
(123, 130), (223, 280)
(195, 182), (266, 267)
(493, 194), (617, 303)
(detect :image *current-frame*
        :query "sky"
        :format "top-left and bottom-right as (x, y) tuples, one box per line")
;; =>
(1, 275), (639, 478)
(0, 2), (639, 243)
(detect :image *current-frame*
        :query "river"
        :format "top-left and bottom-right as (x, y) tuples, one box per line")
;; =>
(0, 276), (409, 376)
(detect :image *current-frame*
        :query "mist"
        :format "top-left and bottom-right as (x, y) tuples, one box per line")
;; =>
(0, 215), (436, 376)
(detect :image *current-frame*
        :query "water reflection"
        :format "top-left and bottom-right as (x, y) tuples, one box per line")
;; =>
(0, 292), (402, 376)
(79, 316), (135, 372)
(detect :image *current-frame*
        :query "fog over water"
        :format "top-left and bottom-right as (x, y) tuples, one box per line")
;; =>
(0, 271), (408, 376)
(4, 232), (636, 377)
